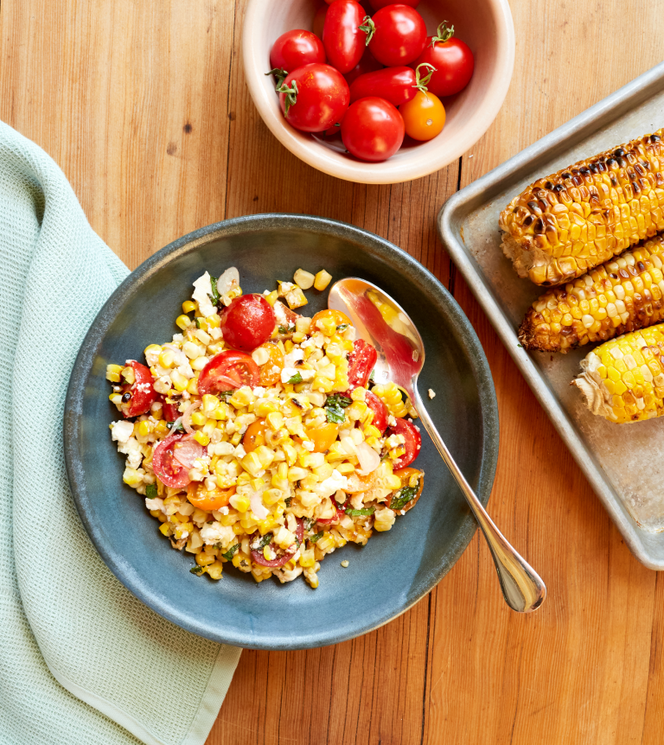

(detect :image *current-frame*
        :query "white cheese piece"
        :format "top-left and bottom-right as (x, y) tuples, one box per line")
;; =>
(200, 521), (235, 546)
(192, 272), (216, 318)
(110, 420), (134, 443)
(317, 469), (348, 498)
(145, 497), (165, 513)
(428, 388), (436, 399)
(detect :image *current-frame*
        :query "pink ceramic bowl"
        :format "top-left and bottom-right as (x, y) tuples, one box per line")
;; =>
(242, 0), (514, 184)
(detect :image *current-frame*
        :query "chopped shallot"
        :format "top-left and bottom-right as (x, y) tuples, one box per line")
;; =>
(217, 267), (240, 297)
(356, 441), (381, 475)
(250, 491), (269, 520)
(182, 400), (201, 434)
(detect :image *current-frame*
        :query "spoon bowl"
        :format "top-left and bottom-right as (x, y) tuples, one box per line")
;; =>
(329, 277), (547, 613)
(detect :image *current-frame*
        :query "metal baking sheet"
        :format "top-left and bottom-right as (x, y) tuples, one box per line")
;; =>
(438, 61), (664, 570)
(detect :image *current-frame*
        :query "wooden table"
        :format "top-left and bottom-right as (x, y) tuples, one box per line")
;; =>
(3, 1), (663, 742)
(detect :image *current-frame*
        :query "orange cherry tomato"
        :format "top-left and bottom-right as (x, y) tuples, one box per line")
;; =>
(311, 309), (352, 331)
(257, 342), (285, 386)
(389, 467), (424, 512)
(306, 422), (340, 453)
(186, 483), (236, 511)
(243, 419), (268, 452)
(399, 91), (445, 141)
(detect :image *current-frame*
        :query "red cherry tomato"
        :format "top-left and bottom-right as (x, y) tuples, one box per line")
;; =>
(157, 395), (180, 422)
(220, 294), (276, 351)
(347, 339), (378, 387)
(198, 351), (260, 395)
(340, 97), (404, 162)
(313, 5), (327, 38)
(278, 63), (350, 132)
(367, 5), (427, 66)
(368, 0), (419, 8)
(316, 499), (348, 525)
(322, 0), (369, 74)
(388, 417), (422, 469)
(120, 361), (156, 418)
(251, 518), (304, 568)
(270, 30), (326, 74)
(349, 64), (432, 107)
(344, 47), (384, 85)
(400, 90), (446, 141)
(364, 389), (388, 432)
(152, 433), (205, 489)
(412, 23), (474, 97)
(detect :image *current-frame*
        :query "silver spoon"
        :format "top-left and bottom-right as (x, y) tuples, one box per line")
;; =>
(328, 277), (546, 613)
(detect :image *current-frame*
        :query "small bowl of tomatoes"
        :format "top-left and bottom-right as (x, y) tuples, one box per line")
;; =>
(242, 0), (514, 184)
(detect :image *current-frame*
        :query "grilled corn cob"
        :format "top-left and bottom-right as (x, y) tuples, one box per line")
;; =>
(519, 234), (664, 352)
(572, 324), (664, 423)
(500, 130), (664, 286)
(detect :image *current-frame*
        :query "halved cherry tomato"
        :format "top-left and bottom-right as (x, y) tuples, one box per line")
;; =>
(364, 389), (388, 432)
(198, 351), (260, 395)
(158, 395), (180, 422)
(186, 483), (236, 511)
(152, 432), (205, 488)
(399, 90), (445, 141)
(311, 309), (352, 330)
(316, 498), (349, 525)
(273, 300), (301, 336)
(388, 467), (424, 512)
(344, 47), (384, 85)
(251, 518), (304, 568)
(412, 23), (474, 97)
(388, 417), (422, 469)
(366, 5), (427, 66)
(278, 63), (350, 133)
(306, 422), (340, 453)
(243, 419), (268, 453)
(347, 338), (378, 387)
(322, 0), (368, 74)
(270, 29), (326, 74)
(220, 294), (276, 351)
(120, 361), (156, 418)
(256, 342), (284, 386)
(340, 97), (405, 162)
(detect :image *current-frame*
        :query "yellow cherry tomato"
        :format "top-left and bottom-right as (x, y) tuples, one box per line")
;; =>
(399, 91), (445, 142)
(257, 342), (284, 386)
(305, 422), (340, 453)
(311, 309), (352, 330)
(187, 483), (236, 511)
(243, 419), (268, 452)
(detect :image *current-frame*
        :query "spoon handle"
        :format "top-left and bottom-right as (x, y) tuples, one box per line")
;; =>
(412, 390), (546, 613)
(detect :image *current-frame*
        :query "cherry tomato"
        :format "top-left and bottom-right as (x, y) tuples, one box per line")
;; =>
(344, 47), (384, 85)
(347, 339), (378, 387)
(152, 433), (205, 488)
(412, 23), (474, 97)
(399, 90), (445, 141)
(311, 309), (352, 330)
(369, 0), (419, 8)
(251, 518), (304, 568)
(187, 483), (236, 511)
(243, 419), (268, 453)
(388, 417), (422, 469)
(220, 294), (276, 351)
(278, 63), (350, 133)
(388, 467), (424, 512)
(313, 5), (328, 38)
(120, 361), (156, 418)
(273, 300), (301, 335)
(270, 30), (326, 75)
(364, 389), (388, 432)
(306, 422), (340, 453)
(340, 97), (404, 162)
(256, 342), (284, 386)
(323, 0), (369, 73)
(316, 498), (348, 525)
(158, 395), (180, 422)
(198, 351), (260, 395)
(366, 5), (427, 66)
(349, 64), (432, 107)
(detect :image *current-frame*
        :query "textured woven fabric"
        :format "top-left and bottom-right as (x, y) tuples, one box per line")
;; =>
(0, 121), (241, 745)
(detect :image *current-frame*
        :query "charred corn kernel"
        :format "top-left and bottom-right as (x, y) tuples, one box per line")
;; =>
(206, 561), (223, 580)
(193, 431), (210, 447)
(285, 287), (308, 309)
(190, 411), (207, 427)
(255, 400), (278, 417)
(294, 268), (315, 290)
(333, 533), (347, 548)
(170, 370), (188, 392)
(519, 235), (664, 352)
(374, 507), (396, 532)
(574, 323), (664, 423)
(106, 363), (123, 383)
(231, 552), (245, 568)
(336, 462), (355, 475)
(176, 314), (193, 330)
(182, 300), (197, 314)
(230, 493), (250, 512)
(500, 130), (664, 285)
(282, 440), (298, 466)
(196, 552), (215, 567)
(241, 452), (263, 476)
(373, 382), (408, 417)
(123, 468), (143, 487)
(186, 377), (199, 395)
(314, 269), (332, 291)
(154, 420), (170, 438)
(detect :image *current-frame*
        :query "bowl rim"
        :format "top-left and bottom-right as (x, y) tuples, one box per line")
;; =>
(242, 0), (516, 184)
(64, 213), (499, 649)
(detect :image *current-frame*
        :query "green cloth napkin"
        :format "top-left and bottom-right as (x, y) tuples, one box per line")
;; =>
(0, 121), (241, 745)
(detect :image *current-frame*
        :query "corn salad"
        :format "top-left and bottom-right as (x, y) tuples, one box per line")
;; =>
(107, 268), (424, 588)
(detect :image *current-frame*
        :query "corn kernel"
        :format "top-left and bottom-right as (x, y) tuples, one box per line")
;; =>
(314, 269), (332, 291)
(176, 314), (193, 330)
(182, 300), (197, 314)
(230, 494), (250, 512)
(193, 431), (210, 447)
(105, 363), (123, 383)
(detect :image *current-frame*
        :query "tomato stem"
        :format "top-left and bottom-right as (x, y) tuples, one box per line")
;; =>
(414, 63), (436, 92)
(266, 67), (289, 87)
(431, 21), (455, 46)
(358, 15), (375, 45)
(276, 79), (298, 115)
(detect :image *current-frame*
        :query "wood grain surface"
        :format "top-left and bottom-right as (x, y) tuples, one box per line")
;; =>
(2, 0), (663, 743)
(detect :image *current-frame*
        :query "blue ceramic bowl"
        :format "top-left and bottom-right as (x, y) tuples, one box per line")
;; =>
(64, 214), (498, 650)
